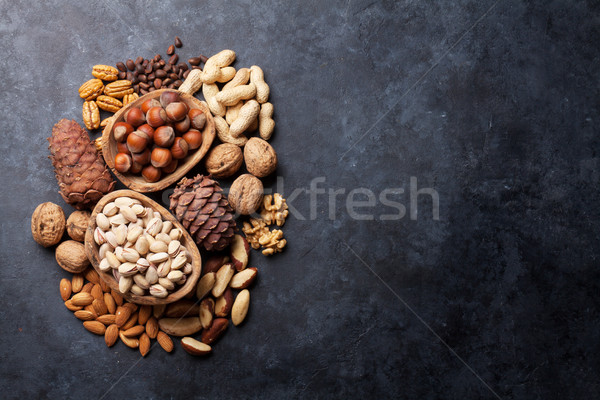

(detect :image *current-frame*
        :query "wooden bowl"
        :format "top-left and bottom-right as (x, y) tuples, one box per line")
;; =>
(84, 189), (202, 305)
(101, 89), (215, 192)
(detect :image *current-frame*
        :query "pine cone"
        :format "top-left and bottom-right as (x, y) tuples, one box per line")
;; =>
(169, 175), (237, 251)
(48, 119), (115, 210)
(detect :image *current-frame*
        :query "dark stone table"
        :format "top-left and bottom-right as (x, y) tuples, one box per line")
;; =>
(1, 1), (599, 399)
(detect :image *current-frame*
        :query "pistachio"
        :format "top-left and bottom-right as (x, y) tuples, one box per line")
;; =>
(136, 258), (150, 274)
(167, 240), (181, 257)
(157, 259), (171, 278)
(114, 224), (128, 245)
(149, 284), (168, 298)
(99, 258), (111, 272)
(103, 202), (118, 217)
(127, 225), (143, 243)
(167, 270), (184, 283)
(96, 213), (110, 231)
(98, 243), (110, 259)
(161, 221), (173, 234)
(105, 251), (120, 269)
(119, 206), (137, 223)
(145, 266), (159, 284)
(158, 278), (175, 291)
(119, 276), (133, 293)
(145, 217), (162, 236)
(148, 252), (169, 264)
(105, 231), (118, 248)
(149, 241), (168, 253)
(133, 274), (150, 289)
(115, 196), (139, 208)
(171, 253), (187, 270)
(130, 284), (145, 296)
(183, 263), (193, 275)
(109, 213), (127, 226)
(114, 246), (126, 263)
(135, 235), (149, 255)
(118, 262), (138, 277)
(94, 227), (107, 245)
(169, 228), (182, 241)
(155, 232), (172, 244)
(122, 248), (140, 263)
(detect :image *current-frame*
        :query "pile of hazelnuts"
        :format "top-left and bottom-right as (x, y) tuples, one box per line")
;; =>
(113, 91), (205, 182)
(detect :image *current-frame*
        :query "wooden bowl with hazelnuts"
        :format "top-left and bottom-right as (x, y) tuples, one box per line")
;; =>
(100, 89), (215, 192)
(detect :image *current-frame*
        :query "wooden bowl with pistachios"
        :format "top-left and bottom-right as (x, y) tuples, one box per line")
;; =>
(100, 85), (215, 193)
(84, 190), (202, 305)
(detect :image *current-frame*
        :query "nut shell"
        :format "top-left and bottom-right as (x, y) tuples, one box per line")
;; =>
(56, 240), (90, 273)
(243, 137), (277, 178)
(204, 143), (243, 178)
(66, 211), (91, 242)
(228, 174), (264, 215)
(31, 202), (65, 247)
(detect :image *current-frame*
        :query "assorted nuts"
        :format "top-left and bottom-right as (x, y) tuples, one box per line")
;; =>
(93, 196), (193, 298)
(112, 91), (205, 182)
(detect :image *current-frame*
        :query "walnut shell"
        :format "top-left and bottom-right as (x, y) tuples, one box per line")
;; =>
(55, 240), (90, 273)
(66, 211), (91, 242)
(228, 174), (264, 215)
(31, 202), (65, 247)
(243, 137), (277, 178)
(204, 143), (243, 178)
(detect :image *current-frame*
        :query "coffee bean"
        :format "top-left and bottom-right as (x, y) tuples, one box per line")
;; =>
(130, 76), (139, 85)
(199, 55), (208, 63)
(158, 60), (166, 68)
(149, 87), (156, 92)
(154, 54), (162, 62)
(140, 88), (149, 95)
(133, 84), (139, 92)
(118, 71), (127, 80)
(154, 79), (162, 89)
(168, 73), (178, 81)
(153, 62), (160, 71)
(138, 74), (147, 83)
(126, 59), (135, 71)
(167, 83), (175, 89)
(178, 70), (184, 79)
(139, 82), (150, 90)
(116, 62), (127, 72)
(142, 59), (149, 67)
(167, 45), (175, 56)
(174, 36), (182, 48)
(172, 65), (180, 74)
(147, 72), (156, 81)
(163, 78), (173, 86)
(163, 64), (171, 73)
(144, 63), (153, 74)
(126, 71), (134, 81)
(183, 70), (190, 79)
(173, 80), (182, 87)
(135, 56), (144, 65)
(178, 63), (188, 72)
(155, 69), (167, 79)
(168, 54), (178, 65)
(188, 57), (201, 66)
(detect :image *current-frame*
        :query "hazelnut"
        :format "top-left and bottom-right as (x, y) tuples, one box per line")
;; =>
(151, 147), (172, 168)
(113, 122), (134, 142)
(205, 143), (243, 178)
(124, 107), (146, 127)
(154, 126), (175, 147)
(173, 115), (190, 133)
(116, 141), (130, 154)
(228, 174), (264, 215)
(188, 109), (206, 130)
(127, 130), (150, 153)
(142, 164), (161, 182)
(146, 106), (167, 128)
(141, 98), (161, 114)
(160, 91), (181, 108)
(182, 129), (203, 150)
(130, 161), (143, 174)
(244, 137), (277, 178)
(137, 124), (155, 143)
(171, 137), (189, 159)
(165, 102), (189, 122)
(114, 152), (132, 173)
(131, 148), (151, 165)
(163, 159), (178, 173)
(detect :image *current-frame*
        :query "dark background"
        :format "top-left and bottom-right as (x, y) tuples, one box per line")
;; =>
(1, 1), (599, 399)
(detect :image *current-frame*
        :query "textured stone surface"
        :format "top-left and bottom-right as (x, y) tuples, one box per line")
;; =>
(1, 0), (599, 399)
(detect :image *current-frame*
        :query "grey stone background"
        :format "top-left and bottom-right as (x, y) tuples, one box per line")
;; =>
(1, 0), (599, 399)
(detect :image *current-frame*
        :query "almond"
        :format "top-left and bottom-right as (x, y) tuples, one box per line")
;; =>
(229, 267), (257, 289)
(181, 337), (212, 356)
(146, 316), (159, 339)
(104, 293), (116, 314)
(71, 274), (84, 293)
(115, 306), (132, 327)
(123, 302), (138, 313)
(105, 324), (119, 347)
(139, 333), (151, 357)
(212, 263), (234, 298)
(119, 331), (139, 348)
(84, 304), (97, 317)
(201, 318), (228, 345)
(165, 299), (200, 318)
(138, 305), (152, 325)
(200, 298), (214, 329)
(230, 234), (250, 271)
(74, 310), (96, 321)
(231, 289), (250, 326)
(97, 314), (116, 325)
(196, 272), (216, 300)
(65, 299), (82, 311)
(111, 290), (124, 306)
(122, 312), (138, 330)
(215, 288), (233, 317)
(99, 277), (111, 293)
(123, 325), (145, 337)
(81, 282), (94, 293)
(84, 268), (100, 284)
(91, 284), (103, 300)
(158, 317), (202, 336)
(71, 292), (94, 306)
(92, 298), (108, 316)
(60, 278), (72, 301)
(157, 331), (174, 352)
(83, 320), (106, 335)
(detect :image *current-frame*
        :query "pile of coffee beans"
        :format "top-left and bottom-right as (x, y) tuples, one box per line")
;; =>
(114, 37), (208, 96)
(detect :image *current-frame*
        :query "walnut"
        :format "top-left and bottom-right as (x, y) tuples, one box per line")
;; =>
(243, 137), (277, 178)
(31, 202), (66, 247)
(260, 193), (289, 226)
(228, 174), (264, 215)
(55, 240), (90, 273)
(66, 211), (91, 242)
(242, 219), (286, 256)
(204, 143), (243, 178)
